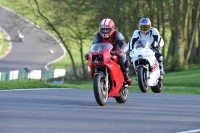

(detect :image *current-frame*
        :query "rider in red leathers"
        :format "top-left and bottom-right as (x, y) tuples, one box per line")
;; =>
(86, 18), (133, 85)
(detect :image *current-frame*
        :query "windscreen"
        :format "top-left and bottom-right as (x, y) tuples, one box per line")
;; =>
(90, 43), (112, 52)
(135, 40), (150, 49)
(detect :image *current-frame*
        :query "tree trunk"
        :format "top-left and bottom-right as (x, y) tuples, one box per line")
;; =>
(33, 0), (79, 80)
(186, 2), (200, 62)
(177, 0), (188, 66)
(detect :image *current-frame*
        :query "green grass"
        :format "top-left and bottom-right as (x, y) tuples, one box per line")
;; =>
(163, 70), (200, 87)
(160, 69), (200, 94)
(0, 79), (93, 90)
(0, 69), (200, 95)
(0, 30), (9, 57)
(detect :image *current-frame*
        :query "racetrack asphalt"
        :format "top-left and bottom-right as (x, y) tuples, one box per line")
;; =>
(0, 88), (200, 133)
(0, 5), (65, 72)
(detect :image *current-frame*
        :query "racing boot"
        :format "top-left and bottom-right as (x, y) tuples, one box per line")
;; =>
(121, 60), (133, 85)
(124, 73), (133, 86)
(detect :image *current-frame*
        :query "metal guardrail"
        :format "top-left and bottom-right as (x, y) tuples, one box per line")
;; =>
(0, 68), (71, 81)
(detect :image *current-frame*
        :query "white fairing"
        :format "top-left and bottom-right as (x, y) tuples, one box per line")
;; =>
(129, 40), (160, 86)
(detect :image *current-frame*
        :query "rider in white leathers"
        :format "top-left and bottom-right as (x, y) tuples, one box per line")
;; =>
(128, 18), (165, 75)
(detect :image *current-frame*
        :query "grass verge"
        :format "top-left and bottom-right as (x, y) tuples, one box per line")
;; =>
(0, 29), (9, 57)
(0, 69), (200, 95)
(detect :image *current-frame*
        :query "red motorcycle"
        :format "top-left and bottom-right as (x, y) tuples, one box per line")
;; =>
(87, 43), (129, 106)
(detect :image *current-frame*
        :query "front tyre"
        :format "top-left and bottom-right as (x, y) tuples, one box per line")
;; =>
(93, 72), (108, 106)
(115, 88), (128, 103)
(137, 66), (148, 93)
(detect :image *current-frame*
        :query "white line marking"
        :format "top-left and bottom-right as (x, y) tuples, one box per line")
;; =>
(0, 88), (71, 91)
(176, 129), (200, 133)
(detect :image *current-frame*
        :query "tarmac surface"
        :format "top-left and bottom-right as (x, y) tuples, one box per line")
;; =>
(0, 88), (200, 133)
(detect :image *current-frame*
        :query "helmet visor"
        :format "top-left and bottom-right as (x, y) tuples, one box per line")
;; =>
(100, 28), (111, 34)
(140, 25), (150, 31)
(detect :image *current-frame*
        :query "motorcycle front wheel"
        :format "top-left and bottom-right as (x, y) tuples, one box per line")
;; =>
(93, 72), (108, 106)
(137, 66), (148, 93)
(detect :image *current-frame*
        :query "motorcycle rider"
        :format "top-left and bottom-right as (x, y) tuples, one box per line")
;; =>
(17, 31), (24, 42)
(85, 18), (133, 85)
(128, 18), (165, 75)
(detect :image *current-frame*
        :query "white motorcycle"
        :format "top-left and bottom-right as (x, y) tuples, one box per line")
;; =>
(129, 40), (163, 93)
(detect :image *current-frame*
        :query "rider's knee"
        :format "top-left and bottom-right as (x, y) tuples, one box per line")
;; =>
(124, 60), (130, 69)
(119, 59), (130, 73)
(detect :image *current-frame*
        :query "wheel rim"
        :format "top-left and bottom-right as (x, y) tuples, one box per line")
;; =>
(100, 78), (108, 102)
(121, 89), (128, 99)
(143, 69), (148, 88)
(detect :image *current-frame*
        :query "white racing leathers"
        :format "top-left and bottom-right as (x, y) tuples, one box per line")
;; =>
(129, 27), (164, 50)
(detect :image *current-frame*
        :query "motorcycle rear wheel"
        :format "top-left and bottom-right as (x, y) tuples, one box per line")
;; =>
(93, 72), (108, 106)
(151, 80), (162, 93)
(137, 66), (148, 93)
(115, 88), (128, 103)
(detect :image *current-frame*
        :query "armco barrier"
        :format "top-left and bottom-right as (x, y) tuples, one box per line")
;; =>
(0, 72), (9, 81)
(0, 68), (68, 81)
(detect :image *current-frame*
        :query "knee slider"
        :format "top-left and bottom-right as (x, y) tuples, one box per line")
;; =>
(158, 56), (163, 62)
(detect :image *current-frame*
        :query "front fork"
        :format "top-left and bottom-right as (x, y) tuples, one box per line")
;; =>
(135, 64), (149, 80)
(105, 67), (109, 90)
(94, 67), (109, 91)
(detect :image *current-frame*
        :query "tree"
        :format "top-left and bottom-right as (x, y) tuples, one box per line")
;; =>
(31, 0), (94, 80)
(4, 0), (199, 74)
(32, 0), (80, 79)
(185, 0), (200, 62)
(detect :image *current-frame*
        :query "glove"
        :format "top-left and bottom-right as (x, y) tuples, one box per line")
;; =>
(84, 54), (89, 60)
(117, 50), (125, 55)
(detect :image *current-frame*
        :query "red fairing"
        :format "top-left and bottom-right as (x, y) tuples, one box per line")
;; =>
(87, 43), (124, 97)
